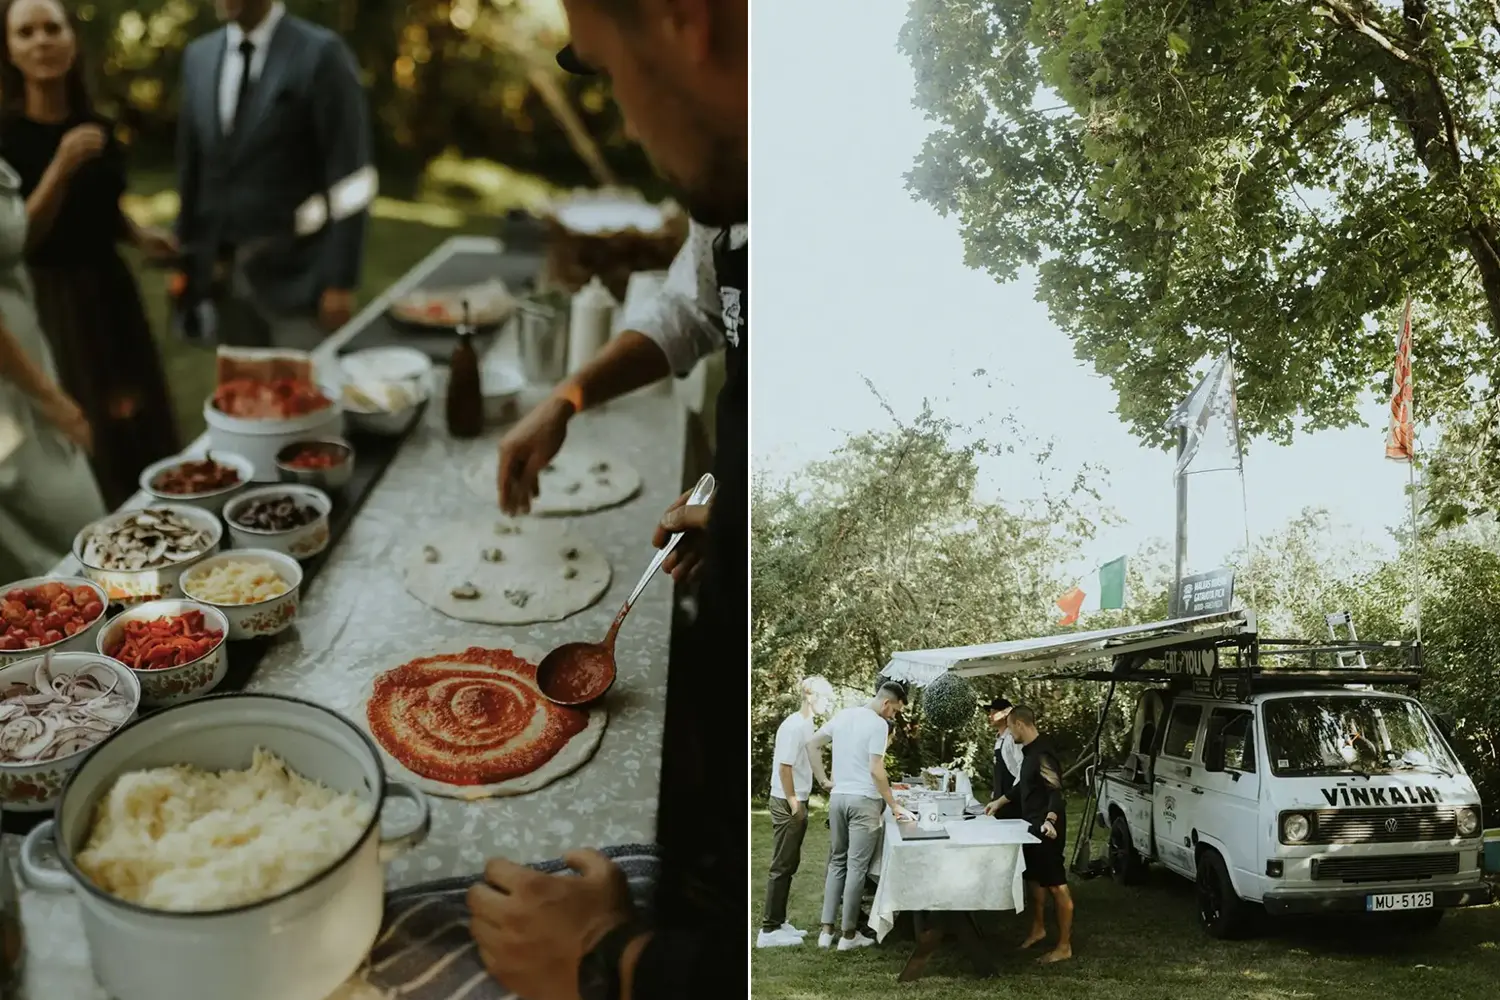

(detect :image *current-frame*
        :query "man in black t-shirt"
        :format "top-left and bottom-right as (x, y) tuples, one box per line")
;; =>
(465, 2), (747, 999)
(1008, 705), (1074, 964)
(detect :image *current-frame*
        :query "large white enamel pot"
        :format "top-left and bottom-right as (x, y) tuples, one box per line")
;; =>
(17, 693), (430, 1000)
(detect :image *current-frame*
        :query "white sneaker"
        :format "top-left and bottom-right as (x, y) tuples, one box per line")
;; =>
(756, 928), (803, 948)
(781, 923), (809, 937)
(818, 931), (836, 949)
(837, 933), (877, 951)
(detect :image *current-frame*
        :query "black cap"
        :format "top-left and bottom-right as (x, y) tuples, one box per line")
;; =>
(557, 44), (596, 75)
(986, 697), (1013, 713)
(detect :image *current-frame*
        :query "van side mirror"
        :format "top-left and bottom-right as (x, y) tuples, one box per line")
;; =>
(1203, 735), (1227, 773)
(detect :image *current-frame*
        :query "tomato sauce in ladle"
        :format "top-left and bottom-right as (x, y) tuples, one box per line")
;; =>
(537, 473), (716, 707)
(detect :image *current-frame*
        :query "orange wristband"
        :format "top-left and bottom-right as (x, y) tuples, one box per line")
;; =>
(555, 382), (585, 415)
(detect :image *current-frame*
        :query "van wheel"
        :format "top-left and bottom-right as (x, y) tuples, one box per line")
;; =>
(1108, 815), (1147, 885)
(1196, 849), (1250, 939)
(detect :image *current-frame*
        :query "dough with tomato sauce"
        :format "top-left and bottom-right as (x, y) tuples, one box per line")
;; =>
(362, 644), (606, 799)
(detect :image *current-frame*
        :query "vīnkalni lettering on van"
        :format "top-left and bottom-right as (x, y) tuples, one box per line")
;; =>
(1319, 785), (1442, 806)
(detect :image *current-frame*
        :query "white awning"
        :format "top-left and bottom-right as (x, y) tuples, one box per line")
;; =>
(884, 611), (1252, 687)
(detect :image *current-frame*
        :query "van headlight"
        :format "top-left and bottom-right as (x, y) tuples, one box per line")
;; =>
(1281, 812), (1311, 844)
(1456, 806), (1481, 837)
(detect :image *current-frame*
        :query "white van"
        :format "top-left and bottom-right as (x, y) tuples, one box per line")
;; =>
(1096, 684), (1490, 937)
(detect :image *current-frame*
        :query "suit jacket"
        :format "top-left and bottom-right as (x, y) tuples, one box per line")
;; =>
(175, 15), (370, 316)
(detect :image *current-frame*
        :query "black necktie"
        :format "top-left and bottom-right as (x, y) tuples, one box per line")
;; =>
(230, 39), (255, 135)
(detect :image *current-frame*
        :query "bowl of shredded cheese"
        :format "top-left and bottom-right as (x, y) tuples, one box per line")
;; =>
(178, 550), (303, 640)
(13, 693), (430, 1000)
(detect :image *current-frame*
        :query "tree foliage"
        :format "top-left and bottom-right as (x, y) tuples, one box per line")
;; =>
(901, 0), (1500, 519)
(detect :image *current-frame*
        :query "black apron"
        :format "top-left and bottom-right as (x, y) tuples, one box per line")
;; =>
(654, 230), (747, 927)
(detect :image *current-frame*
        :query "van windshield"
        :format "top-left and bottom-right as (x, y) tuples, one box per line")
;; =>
(1262, 696), (1457, 778)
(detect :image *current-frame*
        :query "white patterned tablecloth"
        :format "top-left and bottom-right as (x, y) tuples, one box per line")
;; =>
(870, 816), (1037, 942)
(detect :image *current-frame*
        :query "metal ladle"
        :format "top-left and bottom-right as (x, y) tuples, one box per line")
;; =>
(536, 473), (716, 706)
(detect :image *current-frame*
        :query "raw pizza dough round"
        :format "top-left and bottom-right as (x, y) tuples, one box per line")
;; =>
(404, 518), (611, 624)
(362, 644), (607, 800)
(467, 446), (641, 515)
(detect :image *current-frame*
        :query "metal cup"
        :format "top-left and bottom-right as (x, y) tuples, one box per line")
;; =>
(515, 299), (569, 385)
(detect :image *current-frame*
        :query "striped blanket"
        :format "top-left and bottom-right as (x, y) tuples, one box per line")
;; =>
(358, 844), (662, 1000)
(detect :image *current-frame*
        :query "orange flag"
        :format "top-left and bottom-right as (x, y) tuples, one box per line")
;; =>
(1056, 587), (1085, 626)
(1385, 298), (1414, 462)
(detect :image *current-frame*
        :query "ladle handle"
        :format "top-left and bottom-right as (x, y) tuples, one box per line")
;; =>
(621, 473), (716, 615)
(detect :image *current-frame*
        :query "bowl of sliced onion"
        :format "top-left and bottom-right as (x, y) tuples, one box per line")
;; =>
(0, 652), (139, 811)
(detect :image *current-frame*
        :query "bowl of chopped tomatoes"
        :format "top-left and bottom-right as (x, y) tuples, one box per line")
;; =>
(275, 437), (355, 493)
(138, 451), (255, 514)
(96, 600), (229, 708)
(0, 578), (110, 660)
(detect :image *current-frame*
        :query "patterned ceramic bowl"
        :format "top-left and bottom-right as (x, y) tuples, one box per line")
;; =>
(72, 505), (224, 606)
(0, 576), (109, 661)
(223, 485), (333, 561)
(138, 451), (255, 515)
(97, 599), (230, 709)
(179, 550), (303, 641)
(0, 652), (140, 812)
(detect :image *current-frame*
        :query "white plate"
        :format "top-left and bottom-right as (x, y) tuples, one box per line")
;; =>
(1365, 891), (1433, 912)
(340, 347), (432, 385)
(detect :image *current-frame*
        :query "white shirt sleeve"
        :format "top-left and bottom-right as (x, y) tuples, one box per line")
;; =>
(772, 717), (799, 767)
(620, 220), (726, 376)
(866, 718), (890, 758)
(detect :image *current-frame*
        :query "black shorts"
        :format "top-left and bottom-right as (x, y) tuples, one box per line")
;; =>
(1022, 839), (1067, 887)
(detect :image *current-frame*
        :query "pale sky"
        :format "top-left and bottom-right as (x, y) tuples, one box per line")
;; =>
(749, 0), (1414, 590)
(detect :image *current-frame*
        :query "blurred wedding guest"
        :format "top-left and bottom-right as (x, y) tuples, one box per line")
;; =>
(758, 675), (834, 949)
(173, 0), (370, 349)
(0, 0), (178, 508)
(0, 155), (103, 577)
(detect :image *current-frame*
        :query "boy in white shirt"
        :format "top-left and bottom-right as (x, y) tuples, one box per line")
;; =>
(757, 675), (835, 948)
(809, 680), (912, 951)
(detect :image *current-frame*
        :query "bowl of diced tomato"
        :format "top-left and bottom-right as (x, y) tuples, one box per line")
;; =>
(0, 578), (110, 660)
(275, 436), (355, 492)
(96, 600), (229, 708)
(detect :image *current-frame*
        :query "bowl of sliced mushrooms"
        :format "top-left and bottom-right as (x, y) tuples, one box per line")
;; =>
(0, 652), (140, 811)
(72, 506), (223, 606)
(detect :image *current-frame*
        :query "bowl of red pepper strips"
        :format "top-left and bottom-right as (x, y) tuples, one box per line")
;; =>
(97, 600), (229, 708)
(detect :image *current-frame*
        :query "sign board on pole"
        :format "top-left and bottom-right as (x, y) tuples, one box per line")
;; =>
(1174, 568), (1235, 617)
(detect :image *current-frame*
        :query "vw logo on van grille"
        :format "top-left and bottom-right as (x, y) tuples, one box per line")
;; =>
(1385, 817), (1400, 834)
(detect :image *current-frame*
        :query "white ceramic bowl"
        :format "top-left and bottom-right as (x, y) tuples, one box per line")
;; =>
(17, 693), (430, 1000)
(0, 652), (140, 811)
(203, 397), (345, 483)
(137, 451), (255, 514)
(339, 347), (432, 437)
(73, 506), (224, 606)
(223, 485), (332, 560)
(97, 599), (230, 708)
(179, 549), (303, 640)
(0, 576), (109, 661)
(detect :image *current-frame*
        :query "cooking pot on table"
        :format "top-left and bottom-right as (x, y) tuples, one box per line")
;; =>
(17, 693), (430, 1000)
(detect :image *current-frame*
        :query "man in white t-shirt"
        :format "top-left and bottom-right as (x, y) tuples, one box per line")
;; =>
(757, 675), (835, 948)
(808, 680), (912, 951)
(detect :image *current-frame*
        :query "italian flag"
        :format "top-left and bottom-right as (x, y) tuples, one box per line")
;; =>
(1056, 556), (1128, 626)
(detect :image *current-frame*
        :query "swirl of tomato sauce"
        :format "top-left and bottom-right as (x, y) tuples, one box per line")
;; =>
(367, 647), (588, 786)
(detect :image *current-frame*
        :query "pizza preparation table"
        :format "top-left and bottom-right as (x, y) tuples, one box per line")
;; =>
(13, 236), (692, 999)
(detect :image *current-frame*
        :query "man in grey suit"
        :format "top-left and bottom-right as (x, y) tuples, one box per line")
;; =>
(175, 0), (370, 350)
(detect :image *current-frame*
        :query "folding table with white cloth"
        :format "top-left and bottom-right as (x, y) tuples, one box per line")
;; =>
(870, 813), (1038, 980)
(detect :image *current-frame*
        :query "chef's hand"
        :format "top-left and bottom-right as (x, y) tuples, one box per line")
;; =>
(983, 798), (1004, 817)
(497, 395), (573, 515)
(893, 806), (915, 823)
(318, 288), (355, 332)
(651, 489), (712, 583)
(468, 850), (638, 1000)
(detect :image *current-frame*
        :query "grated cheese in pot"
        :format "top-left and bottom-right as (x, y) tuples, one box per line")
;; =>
(184, 560), (291, 605)
(75, 748), (372, 912)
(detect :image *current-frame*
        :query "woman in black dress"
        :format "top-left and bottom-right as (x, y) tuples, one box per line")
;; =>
(0, 0), (179, 507)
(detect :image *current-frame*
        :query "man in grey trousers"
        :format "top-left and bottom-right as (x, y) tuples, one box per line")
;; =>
(757, 675), (835, 948)
(174, 0), (371, 349)
(809, 680), (912, 951)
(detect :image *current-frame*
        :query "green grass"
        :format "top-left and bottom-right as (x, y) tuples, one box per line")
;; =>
(750, 803), (1500, 1000)
(122, 170), (498, 441)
